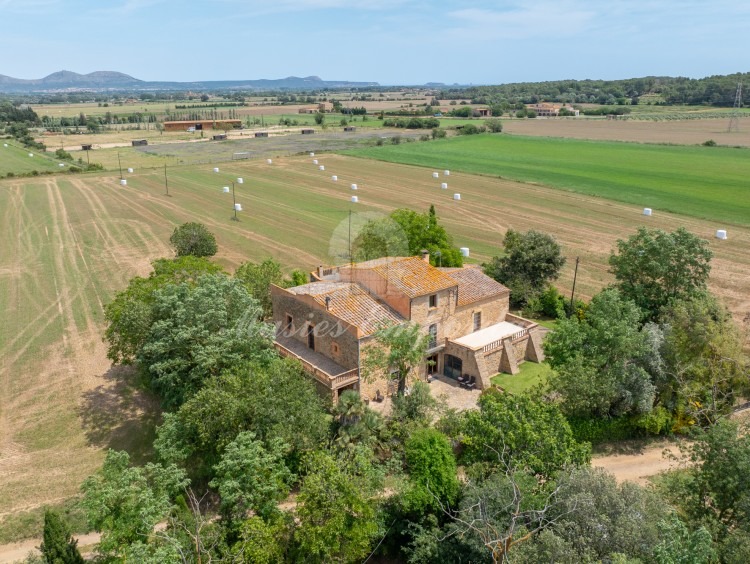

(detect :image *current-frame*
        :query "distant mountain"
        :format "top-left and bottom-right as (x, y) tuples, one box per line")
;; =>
(0, 71), (379, 92)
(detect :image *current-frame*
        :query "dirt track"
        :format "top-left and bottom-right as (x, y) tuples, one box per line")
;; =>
(592, 441), (685, 485)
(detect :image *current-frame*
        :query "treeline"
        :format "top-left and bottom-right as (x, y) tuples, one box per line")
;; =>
(440, 72), (750, 107)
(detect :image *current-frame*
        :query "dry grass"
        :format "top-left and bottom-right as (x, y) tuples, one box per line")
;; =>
(1, 154), (748, 537)
(503, 117), (750, 147)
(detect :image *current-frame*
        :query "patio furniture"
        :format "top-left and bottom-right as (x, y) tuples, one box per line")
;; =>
(465, 376), (477, 391)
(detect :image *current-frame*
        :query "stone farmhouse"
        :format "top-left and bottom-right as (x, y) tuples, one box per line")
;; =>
(270, 253), (544, 403)
(526, 103), (580, 117)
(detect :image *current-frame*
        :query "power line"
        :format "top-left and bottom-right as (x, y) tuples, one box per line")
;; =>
(728, 82), (742, 133)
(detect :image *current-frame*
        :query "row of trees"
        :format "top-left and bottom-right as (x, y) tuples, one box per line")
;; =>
(439, 72), (749, 107)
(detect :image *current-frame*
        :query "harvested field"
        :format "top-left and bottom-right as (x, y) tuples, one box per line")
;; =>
(1, 154), (748, 539)
(502, 116), (750, 147)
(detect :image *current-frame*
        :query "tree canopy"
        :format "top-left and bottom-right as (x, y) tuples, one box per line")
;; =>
(457, 388), (590, 479)
(137, 273), (274, 409)
(104, 256), (224, 364)
(484, 229), (566, 306)
(352, 206), (463, 267)
(545, 289), (655, 418)
(609, 226), (713, 320)
(169, 222), (218, 257)
(362, 322), (431, 397)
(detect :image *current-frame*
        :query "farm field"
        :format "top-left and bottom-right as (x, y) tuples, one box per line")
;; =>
(0, 143), (62, 176)
(347, 134), (750, 226)
(502, 116), (750, 146)
(1, 154), (749, 540)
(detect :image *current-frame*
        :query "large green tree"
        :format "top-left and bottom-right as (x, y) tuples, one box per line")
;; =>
(403, 428), (459, 512)
(104, 256), (224, 364)
(483, 229), (566, 306)
(294, 452), (380, 563)
(545, 289), (655, 418)
(352, 206), (463, 267)
(362, 322), (431, 397)
(169, 222), (218, 257)
(660, 420), (750, 561)
(458, 388), (590, 480)
(609, 226), (713, 320)
(137, 274), (274, 409)
(210, 432), (292, 523)
(40, 510), (84, 564)
(657, 294), (748, 424)
(154, 357), (328, 478)
(234, 258), (307, 319)
(80, 450), (188, 559)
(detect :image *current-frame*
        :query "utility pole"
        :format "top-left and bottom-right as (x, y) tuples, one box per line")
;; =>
(117, 152), (122, 179)
(569, 256), (580, 317)
(231, 181), (238, 221)
(164, 163), (170, 196)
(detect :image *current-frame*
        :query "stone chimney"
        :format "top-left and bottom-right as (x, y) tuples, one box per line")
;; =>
(421, 249), (430, 264)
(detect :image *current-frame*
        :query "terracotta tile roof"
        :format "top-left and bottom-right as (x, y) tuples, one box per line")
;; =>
(290, 281), (403, 336)
(351, 256), (458, 298)
(440, 267), (509, 307)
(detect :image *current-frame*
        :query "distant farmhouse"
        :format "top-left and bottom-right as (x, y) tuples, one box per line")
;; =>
(271, 254), (544, 403)
(163, 119), (242, 132)
(526, 103), (580, 117)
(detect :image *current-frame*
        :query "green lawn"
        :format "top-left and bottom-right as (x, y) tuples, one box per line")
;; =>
(346, 134), (750, 226)
(0, 141), (63, 176)
(491, 361), (552, 395)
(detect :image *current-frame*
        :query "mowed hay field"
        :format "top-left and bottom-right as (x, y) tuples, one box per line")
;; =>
(0, 143), (62, 177)
(348, 134), (750, 226)
(1, 154), (749, 537)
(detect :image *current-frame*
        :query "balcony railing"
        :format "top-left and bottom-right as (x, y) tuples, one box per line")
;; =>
(274, 342), (359, 390)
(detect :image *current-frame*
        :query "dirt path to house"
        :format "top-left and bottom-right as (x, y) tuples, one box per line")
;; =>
(0, 532), (100, 563)
(591, 440), (686, 485)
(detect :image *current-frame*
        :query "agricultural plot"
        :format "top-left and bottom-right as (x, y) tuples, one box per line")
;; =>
(502, 117), (750, 147)
(0, 142), (63, 176)
(347, 134), (750, 226)
(1, 154), (749, 539)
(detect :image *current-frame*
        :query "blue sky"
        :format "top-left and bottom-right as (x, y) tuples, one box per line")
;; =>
(1, 0), (748, 85)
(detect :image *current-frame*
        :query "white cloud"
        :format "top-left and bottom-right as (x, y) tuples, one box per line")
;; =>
(446, 3), (596, 41)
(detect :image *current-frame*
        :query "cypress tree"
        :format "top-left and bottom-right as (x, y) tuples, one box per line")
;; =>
(40, 510), (84, 564)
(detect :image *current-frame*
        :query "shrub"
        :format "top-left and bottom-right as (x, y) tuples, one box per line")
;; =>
(703, 139), (717, 146)
(431, 128), (446, 139)
(55, 148), (73, 160)
(485, 118), (503, 133)
(391, 136), (401, 145)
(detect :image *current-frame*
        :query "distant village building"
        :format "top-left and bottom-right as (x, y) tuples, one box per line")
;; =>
(475, 108), (491, 117)
(298, 108), (318, 114)
(271, 254), (544, 403)
(318, 102), (334, 113)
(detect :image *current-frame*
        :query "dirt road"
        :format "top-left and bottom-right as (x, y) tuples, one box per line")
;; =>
(592, 440), (686, 485)
(0, 532), (99, 563)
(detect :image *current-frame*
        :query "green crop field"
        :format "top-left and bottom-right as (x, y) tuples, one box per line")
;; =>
(347, 134), (750, 226)
(0, 142), (65, 176)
